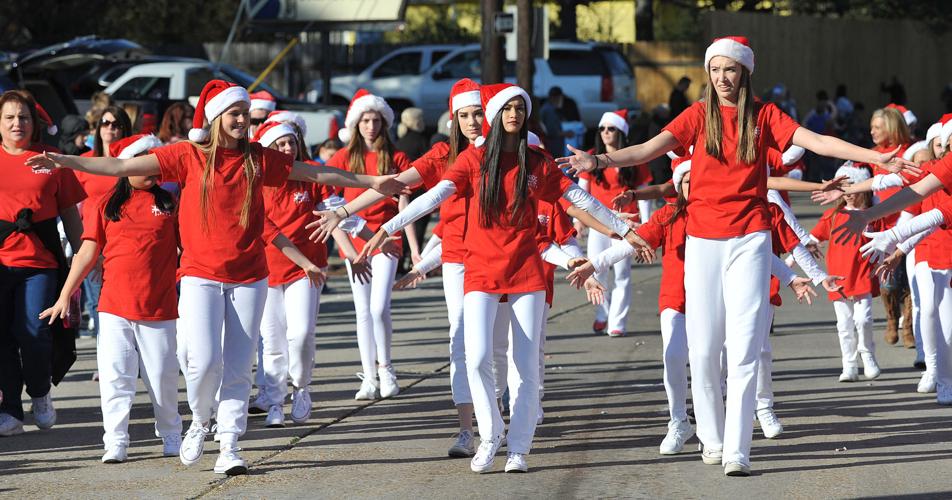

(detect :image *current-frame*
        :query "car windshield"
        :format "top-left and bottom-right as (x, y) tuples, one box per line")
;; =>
(597, 48), (633, 76)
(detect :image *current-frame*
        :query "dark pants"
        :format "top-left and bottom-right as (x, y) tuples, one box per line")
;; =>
(0, 266), (56, 420)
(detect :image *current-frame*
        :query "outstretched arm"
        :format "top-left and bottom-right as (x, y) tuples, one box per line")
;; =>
(27, 151), (160, 177)
(555, 131), (681, 174)
(356, 180), (457, 262)
(791, 127), (919, 175)
(832, 174), (946, 244)
(289, 160), (410, 196)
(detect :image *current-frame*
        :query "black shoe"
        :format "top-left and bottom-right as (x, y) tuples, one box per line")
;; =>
(914, 360), (926, 370)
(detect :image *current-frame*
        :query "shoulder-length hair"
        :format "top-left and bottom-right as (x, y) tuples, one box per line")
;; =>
(703, 65), (757, 165)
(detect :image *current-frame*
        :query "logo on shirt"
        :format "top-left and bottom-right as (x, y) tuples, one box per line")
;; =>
(537, 214), (550, 227)
(293, 191), (311, 205)
(151, 204), (171, 217)
(528, 174), (539, 190)
(754, 126), (761, 139)
(32, 167), (53, 175)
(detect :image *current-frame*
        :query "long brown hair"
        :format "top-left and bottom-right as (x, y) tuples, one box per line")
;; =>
(188, 115), (259, 231)
(479, 110), (531, 228)
(94, 105), (132, 156)
(592, 130), (638, 188)
(158, 102), (194, 143)
(346, 112), (395, 175)
(447, 112), (470, 167)
(703, 65), (757, 165)
(0, 90), (41, 143)
(663, 174), (688, 226)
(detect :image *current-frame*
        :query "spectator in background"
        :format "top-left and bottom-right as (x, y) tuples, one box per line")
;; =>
(834, 84), (854, 121)
(668, 76), (691, 119)
(880, 76), (907, 106)
(248, 90), (277, 137)
(157, 102), (194, 144)
(84, 91), (115, 150)
(395, 107), (428, 161)
(769, 84), (798, 122)
(429, 110), (452, 147)
(801, 91), (837, 181)
(57, 115), (89, 156)
(312, 138), (342, 166)
(540, 86), (574, 155)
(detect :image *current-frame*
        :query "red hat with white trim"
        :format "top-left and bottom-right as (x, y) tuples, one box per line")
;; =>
(598, 109), (629, 136)
(108, 134), (163, 159)
(265, 110), (307, 137)
(338, 89), (394, 144)
(704, 36), (755, 74)
(475, 83), (531, 147)
(446, 78), (481, 129)
(672, 160), (692, 193)
(35, 103), (57, 135)
(886, 103), (917, 127)
(938, 113), (952, 150)
(835, 161), (871, 184)
(188, 80), (250, 143)
(903, 140), (928, 161)
(249, 90), (277, 112)
(251, 120), (296, 148)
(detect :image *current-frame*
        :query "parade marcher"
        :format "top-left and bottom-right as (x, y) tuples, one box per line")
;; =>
(248, 90), (277, 137)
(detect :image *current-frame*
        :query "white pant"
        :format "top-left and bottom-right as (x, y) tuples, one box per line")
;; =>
(916, 262), (952, 387)
(178, 276), (267, 439)
(492, 302), (512, 399)
(832, 294), (874, 368)
(587, 229), (632, 332)
(97, 312), (181, 448)
(684, 231), (771, 466)
(464, 291), (545, 455)
(660, 308), (689, 421)
(259, 277), (321, 406)
(756, 307), (776, 411)
(443, 263), (470, 405)
(638, 196), (654, 224)
(908, 250), (925, 363)
(345, 253), (397, 378)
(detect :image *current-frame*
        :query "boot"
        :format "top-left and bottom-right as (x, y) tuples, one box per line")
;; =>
(881, 290), (900, 345)
(901, 294), (915, 349)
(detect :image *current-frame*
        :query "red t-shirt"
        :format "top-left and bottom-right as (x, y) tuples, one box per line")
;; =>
(579, 168), (637, 214)
(325, 147), (411, 256)
(811, 208), (884, 301)
(262, 179), (332, 286)
(868, 143), (911, 202)
(442, 147), (573, 294)
(663, 101), (800, 238)
(768, 203), (803, 307)
(413, 142), (470, 264)
(916, 190), (952, 270)
(929, 153), (952, 194)
(536, 200), (576, 307)
(0, 144), (85, 269)
(636, 203), (686, 314)
(75, 151), (120, 224)
(81, 189), (178, 321)
(153, 141), (292, 283)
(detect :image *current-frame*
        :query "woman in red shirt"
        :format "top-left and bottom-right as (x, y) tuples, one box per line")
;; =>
(556, 36), (911, 476)
(360, 83), (636, 474)
(324, 90), (415, 401)
(25, 80), (408, 475)
(40, 133), (182, 464)
(0, 90), (86, 436)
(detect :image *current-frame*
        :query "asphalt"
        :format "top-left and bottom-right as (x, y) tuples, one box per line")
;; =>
(2, 193), (950, 499)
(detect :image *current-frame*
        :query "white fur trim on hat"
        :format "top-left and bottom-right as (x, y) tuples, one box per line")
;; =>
(257, 122), (296, 148)
(451, 91), (481, 114)
(474, 136), (485, 148)
(484, 86), (532, 126)
(338, 128), (352, 143)
(941, 120), (952, 150)
(665, 145), (694, 160)
(781, 145), (805, 166)
(189, 86), (250, 142)
(117, 135), (163, 159)
(527, 131), (541, 148)
(705, 37), (754, 74)
(672, 160), (692, 194)
(903, 140), (928, 161)
(902, 109), (917, 127)
(250, 99), (276, 112)
(343, 94), (394, 135)
(835, 161), (871, 185)
(598, 112), (628, 135)
(925, 122), (942, 147)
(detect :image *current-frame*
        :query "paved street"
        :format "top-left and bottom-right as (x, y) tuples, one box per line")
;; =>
(2, 194), (950, 499)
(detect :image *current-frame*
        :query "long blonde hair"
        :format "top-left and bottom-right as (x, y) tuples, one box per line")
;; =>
(346, 117), (395, 175)
(703, 66), (757, 165)
(871, 108), (911, 148)
(188, 115), (259, 231)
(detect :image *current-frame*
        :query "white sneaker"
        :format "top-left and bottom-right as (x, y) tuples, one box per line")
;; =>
(101, 444), (128, 464)
(448, 429), (476, 457)
(162, 433), (182, 457)
(31, 392), (56, 429)
(214, 447), (248, 475)
(211, 423), (220, 442)
(179, 421), (209, 466)
(700, 444), (723, 465)
(290, 388), (312, 424)
(470, 434), (504, 473)
(724, 461), (751, 477)
(249, 393), (269, 415)
(0, 413), (24, 436)
(265, 405), (285, 428)
(378, 365), (400, 398)
(504, 452), (528, 473)
(659, 418), (694, 455)
(838, 367), (859, 383)
(354, 373), (379, 400)
(757, 408), (783, 439)
(917, 371), (937, 394)
(861, 353), (881, 380)
(937, 384), (952, 405)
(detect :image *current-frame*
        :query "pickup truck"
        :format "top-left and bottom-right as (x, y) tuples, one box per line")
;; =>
(104, 59), (343, 146)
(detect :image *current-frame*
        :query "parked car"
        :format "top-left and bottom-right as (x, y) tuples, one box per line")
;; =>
(307, 41), (639, 128)
(104, 60), (343, 146)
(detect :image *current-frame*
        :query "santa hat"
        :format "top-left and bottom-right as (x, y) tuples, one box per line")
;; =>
(189, 80), (250, 143)
(527, 131), (541, 148)
(835, 161), (871, 185)
(672, 160), (692, 194)
(446, 78), (481, 129)
(704, 36), (754, 74)
(109, 134), (163, 159)
(781, 145), (805, 166)
(903, 140), (928, 161)
(338, 89), (394, 144)
(251, 120), (296, 148)
(35, 103), (57, 135)
(886, 103), (917, 127)
(665, 145), (693, 160)
(265, 110), (308, 137)
(249, 90), (277, 112)
(939, 113), (952, 150)
(598, 109), (629, 135)
(924, 121), (942, 147)
(475, 83), (532, 147)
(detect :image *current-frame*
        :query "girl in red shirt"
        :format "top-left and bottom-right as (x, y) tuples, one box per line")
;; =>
(26, 80), (408, 475)
(0, 90), (85, 436)
(324, 90), (415, 401)
(555, 36), (911, 476)
(40, 134), (182, 464)
(360, 83), (636, 474)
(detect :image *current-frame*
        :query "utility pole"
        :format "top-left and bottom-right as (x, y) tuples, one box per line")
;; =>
(481, 0), (504, 84)
(516, 0), (533, 92)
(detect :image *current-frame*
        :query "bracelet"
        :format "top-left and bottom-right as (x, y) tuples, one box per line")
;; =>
(594, 154), (601, 169)
(337, 206), (350, 218)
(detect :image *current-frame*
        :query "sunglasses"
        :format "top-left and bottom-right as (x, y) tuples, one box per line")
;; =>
(250, 117), (266, 126)
(598, 126), (618, 133)
(100, 119), (122, 129)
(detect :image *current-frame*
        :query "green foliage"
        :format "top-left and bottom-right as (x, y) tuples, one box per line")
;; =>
(383, 5), (480, 45)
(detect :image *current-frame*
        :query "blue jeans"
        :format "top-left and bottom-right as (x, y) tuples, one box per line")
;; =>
(0, 266), (56, 421)
(82, 271), (102, 337)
